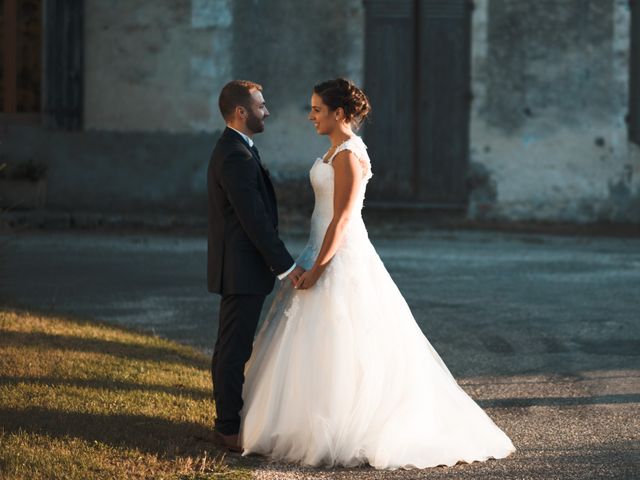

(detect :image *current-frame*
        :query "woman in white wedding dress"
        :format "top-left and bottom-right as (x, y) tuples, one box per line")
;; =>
(239, 78), (515, 470)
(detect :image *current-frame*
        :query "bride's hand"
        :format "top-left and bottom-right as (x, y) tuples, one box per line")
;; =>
(295, 268), (322, 290)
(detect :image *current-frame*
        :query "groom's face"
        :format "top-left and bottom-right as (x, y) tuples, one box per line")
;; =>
(245, 89), (269, 134)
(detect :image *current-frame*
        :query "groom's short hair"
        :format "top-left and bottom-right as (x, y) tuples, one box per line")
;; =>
(219, 80), (263, 121)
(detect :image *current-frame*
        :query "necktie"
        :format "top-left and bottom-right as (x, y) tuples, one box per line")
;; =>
(250, 144), (261, 161)
(250, 145), (269, 176)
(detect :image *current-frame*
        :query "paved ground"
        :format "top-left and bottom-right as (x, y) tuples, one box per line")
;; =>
(1, 224), (639, 479)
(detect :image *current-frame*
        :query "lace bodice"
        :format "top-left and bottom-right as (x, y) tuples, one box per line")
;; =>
(307, 136), (372, 251)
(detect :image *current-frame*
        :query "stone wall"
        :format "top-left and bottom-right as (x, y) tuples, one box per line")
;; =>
(2, 0), (364, 213)
(82, 0), (364, 176)
(469, 0), (640, 222)
(3, 0), (639, 223)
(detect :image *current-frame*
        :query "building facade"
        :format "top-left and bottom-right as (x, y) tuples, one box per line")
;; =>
(1, 0), (639, 223)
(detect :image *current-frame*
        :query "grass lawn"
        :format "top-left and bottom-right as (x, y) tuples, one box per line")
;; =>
(0, 309), (251, 479)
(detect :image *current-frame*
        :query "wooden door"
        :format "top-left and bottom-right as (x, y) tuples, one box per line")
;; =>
(43, 0), (83, 129)
(1, 0), (43, 115)
(363, 0), (416, 202)
(415, 0), (472, 206)
(364, 0), (472, 207)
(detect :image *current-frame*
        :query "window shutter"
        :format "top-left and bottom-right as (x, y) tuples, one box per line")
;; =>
(43, 0), (83, 129)
(629, 0), (640, 144)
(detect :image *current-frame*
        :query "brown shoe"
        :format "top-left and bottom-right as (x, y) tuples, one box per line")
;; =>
(211, 431), (242, 453)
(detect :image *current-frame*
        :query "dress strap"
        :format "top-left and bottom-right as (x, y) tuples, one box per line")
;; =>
(327, 137), (361, 164)
(326, 136), (372, 180)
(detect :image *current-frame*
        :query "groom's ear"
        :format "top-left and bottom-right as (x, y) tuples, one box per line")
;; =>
(235, 105), (248, 120)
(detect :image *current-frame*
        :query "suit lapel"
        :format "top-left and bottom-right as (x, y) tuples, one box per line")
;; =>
(222, 127), (278, 226)
(224, 127), (271, 177)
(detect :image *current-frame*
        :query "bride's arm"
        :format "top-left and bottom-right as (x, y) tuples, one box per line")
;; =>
(296, 150), (362, 290)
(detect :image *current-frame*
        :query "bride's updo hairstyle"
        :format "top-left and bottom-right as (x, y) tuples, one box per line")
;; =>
(313, 78), (371, 128)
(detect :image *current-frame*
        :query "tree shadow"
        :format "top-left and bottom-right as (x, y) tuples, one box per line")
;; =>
(461, 372), (640, 387)
(478, 393), (640, 409)
(0, 375), (210, 401)
(0, 406), (219, 458)
(0, 329), (208, 370)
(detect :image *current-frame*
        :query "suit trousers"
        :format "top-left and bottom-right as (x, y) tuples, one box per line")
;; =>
(212, 294), (266, 435)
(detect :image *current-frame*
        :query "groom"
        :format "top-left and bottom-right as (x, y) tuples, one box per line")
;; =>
(207, 80), (304, 451)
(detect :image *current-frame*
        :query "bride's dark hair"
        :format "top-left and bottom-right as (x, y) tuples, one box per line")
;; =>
(313, 78), (371, 128)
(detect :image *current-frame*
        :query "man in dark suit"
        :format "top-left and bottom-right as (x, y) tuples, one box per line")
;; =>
(207, 80), (304, 451)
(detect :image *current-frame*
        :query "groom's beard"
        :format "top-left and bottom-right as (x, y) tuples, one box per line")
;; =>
(246, 110), (265, 134)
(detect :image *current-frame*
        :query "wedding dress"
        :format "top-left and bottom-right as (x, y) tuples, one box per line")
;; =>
(239, 136), (515, 469)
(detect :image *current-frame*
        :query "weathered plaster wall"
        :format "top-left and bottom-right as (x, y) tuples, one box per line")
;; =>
(84, 0), (232, 132)
(469, 0), (640, 222)
(2, 124), (215, 212)
(84, 0), (363, 172)
(2, 0), (364, 213)
(230, 0), (364, 175)
(4, 0), (639, 223)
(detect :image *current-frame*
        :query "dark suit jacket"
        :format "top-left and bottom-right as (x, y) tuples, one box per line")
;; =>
(207, 127), (294, 295)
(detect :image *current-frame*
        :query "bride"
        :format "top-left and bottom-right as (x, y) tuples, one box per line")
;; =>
(238, 78), (515, 469)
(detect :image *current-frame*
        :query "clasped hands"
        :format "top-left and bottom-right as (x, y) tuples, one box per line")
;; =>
(286, 265), (322, 290)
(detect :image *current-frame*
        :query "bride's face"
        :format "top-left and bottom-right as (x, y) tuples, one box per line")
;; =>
(308, 93), (339, 135)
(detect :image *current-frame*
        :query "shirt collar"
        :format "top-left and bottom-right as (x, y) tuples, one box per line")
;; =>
(227, 126), (254, 148)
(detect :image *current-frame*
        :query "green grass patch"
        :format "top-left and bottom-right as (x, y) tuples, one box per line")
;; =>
(0, 309), (252, 479)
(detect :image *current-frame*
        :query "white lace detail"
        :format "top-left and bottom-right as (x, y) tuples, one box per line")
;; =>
(307, 137), (372, 255)
(326, 136), (373, 181)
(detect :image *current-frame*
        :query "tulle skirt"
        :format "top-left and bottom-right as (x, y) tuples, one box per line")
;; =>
(239, 236), (515, 470)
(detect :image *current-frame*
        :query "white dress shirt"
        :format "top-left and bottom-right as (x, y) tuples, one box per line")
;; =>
(227, 126), (254, 148)
(226, 125), (296, 280)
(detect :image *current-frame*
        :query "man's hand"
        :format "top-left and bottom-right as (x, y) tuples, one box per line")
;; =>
(287, 266), (305, 287)
(294, 267), (322, 290)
